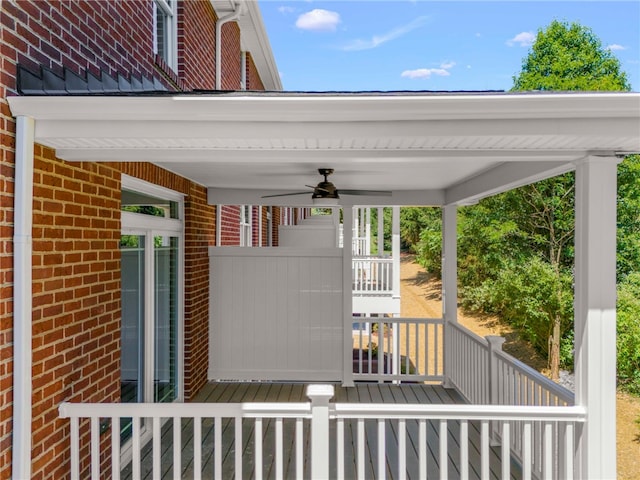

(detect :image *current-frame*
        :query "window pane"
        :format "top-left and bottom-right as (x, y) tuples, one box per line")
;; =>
(154, 236), (178, 403)
(156, 6), (167, 61)
(122, 189), (179, 219)
(120, 235), (145, 440)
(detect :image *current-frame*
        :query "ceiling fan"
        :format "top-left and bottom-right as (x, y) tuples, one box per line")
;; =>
(261, 168), (392, 203)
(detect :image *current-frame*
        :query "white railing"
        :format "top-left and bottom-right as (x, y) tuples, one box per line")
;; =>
(352, 236), (368, 256)
(446, 321), (574, 406)
(59, 398), (314, 480)
(352, 317), (444, 382)
(333, 402), (585, 480)
(352, 256), (393, 295)
(60, 385), (585, 480)
(446, 321), (576, 479)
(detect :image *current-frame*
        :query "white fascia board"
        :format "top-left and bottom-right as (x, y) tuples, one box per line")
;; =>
(208, 188), (445, 207)
(444, 160), (578, 206)
(9, 92), (640, 123)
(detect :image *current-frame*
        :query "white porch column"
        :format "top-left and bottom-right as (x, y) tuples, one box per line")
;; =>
(442, 205), (458, 388)
(377, 207), (384, 255)
(574, 156), (619, 480)
(342, 206), (354, 386)
(13, 116), (35, 480)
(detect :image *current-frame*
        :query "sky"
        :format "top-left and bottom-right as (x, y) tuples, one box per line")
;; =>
(259, 1), (640, 92)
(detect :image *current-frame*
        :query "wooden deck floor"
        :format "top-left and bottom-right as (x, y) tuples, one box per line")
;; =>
(121, 382), (521, 480)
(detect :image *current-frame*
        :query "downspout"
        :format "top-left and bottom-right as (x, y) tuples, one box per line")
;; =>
(12, 116), (35, 480)
(215, 2), (245, 90)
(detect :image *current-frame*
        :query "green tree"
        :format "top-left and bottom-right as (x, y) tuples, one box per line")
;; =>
(512, 20), (630, 91)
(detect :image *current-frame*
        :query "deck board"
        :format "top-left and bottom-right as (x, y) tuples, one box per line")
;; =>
(121, 382), (522, 480)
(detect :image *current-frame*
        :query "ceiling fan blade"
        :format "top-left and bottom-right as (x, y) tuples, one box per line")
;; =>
(261, 191), (312, 198)
(338, 189), (392, 196)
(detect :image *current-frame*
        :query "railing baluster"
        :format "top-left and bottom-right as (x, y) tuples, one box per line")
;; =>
(543, 422), (553, 480)
(501, 421), (511, 480)
(522, 421), (532, 480)
(378, 419), (386, 480)
(275, 418), (283, 480)
(563, 423), (574, 479)
(481, 420), (489, 480)
(419, 419), (427, 480)
(235, 416), (243, 480)
(214, 416), (222, 480)
(132, 417), (141, 480)
(91, 416), (100, 480)
(439, 419), (447, 480)
(460, 420), (468, 480)
(173, 416), (181, 480)
(296, 418), (304, 480)
(152, 416), (160, 478)
(111, 417), (120, 480)
(70, 416), (80, 480)
(398, 419), (406, 480)
(255, 417), (263, 480)
(193, 417), (202, 480)
(357, 418), (365, 480)
(336, 418), (344, 480)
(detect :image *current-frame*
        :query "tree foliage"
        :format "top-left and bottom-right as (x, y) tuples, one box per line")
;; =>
(409, 20), (639, 387)
(512, 20), (631, 91)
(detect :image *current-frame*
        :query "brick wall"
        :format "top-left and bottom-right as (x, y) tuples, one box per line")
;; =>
(219, 205), (241, 245)
(220, 22), (241, 90)
(0, 1), (268, 478)
(177, 1), (216, 89)
(246, 52), (265, 91)
(0, 100), (14, 479)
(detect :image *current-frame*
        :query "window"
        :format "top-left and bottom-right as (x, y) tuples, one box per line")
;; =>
(120, 176), (184, 446)
(153, 0), (177, 70)
(240, 205), (252, 246)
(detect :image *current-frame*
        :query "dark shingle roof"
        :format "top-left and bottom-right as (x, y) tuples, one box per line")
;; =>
(17, 65), (168, 95)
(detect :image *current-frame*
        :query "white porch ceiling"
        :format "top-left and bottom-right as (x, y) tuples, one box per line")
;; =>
(7, 92), (640, 206)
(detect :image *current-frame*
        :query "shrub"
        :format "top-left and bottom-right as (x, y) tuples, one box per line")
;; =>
(617, 272), (640, 394)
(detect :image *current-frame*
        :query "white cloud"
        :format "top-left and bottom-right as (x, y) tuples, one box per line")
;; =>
(401, 68), (450, 79)
(278, 6), (295, 14)
(507, 31), (535, 47)
(607, 44), (626, 51)
(340, 16), (429, 51)
(401, 62), (455, 80)
(295, 9), (341, 32)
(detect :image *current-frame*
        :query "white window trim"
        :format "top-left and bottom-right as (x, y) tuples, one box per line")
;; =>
(240, 205), (252, 247)
(153, 0), (178, 71)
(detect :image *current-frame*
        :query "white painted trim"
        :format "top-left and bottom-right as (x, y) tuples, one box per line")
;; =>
(12, 116), (35, 480)
(209, 247), (341, 257)
(122, 174), (184, 202)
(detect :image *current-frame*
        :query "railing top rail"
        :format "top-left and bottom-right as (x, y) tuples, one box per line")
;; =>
(494, 349), (575, 404)
(448, 321), (489, 348)
(352, 255), (393, 261)
(59, 401), (312, 419)
(354, 316), (444, 324)
(332, 403), (586, 422)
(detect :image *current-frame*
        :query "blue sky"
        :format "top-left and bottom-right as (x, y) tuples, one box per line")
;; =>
(259, 1), (640, 92)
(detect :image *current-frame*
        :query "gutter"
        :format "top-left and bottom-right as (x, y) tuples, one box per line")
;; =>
(215, 2), (246, 90)
(12, 116), (35, 480)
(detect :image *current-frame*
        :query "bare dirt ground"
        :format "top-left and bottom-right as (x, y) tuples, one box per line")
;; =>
(399, 254), (640, 479)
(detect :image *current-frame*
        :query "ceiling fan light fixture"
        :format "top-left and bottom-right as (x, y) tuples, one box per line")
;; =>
(312, 196), (339, 206)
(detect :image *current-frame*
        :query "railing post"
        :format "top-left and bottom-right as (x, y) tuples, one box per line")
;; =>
(487, 335), (506, 446)
(307, 384), (335, 480)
